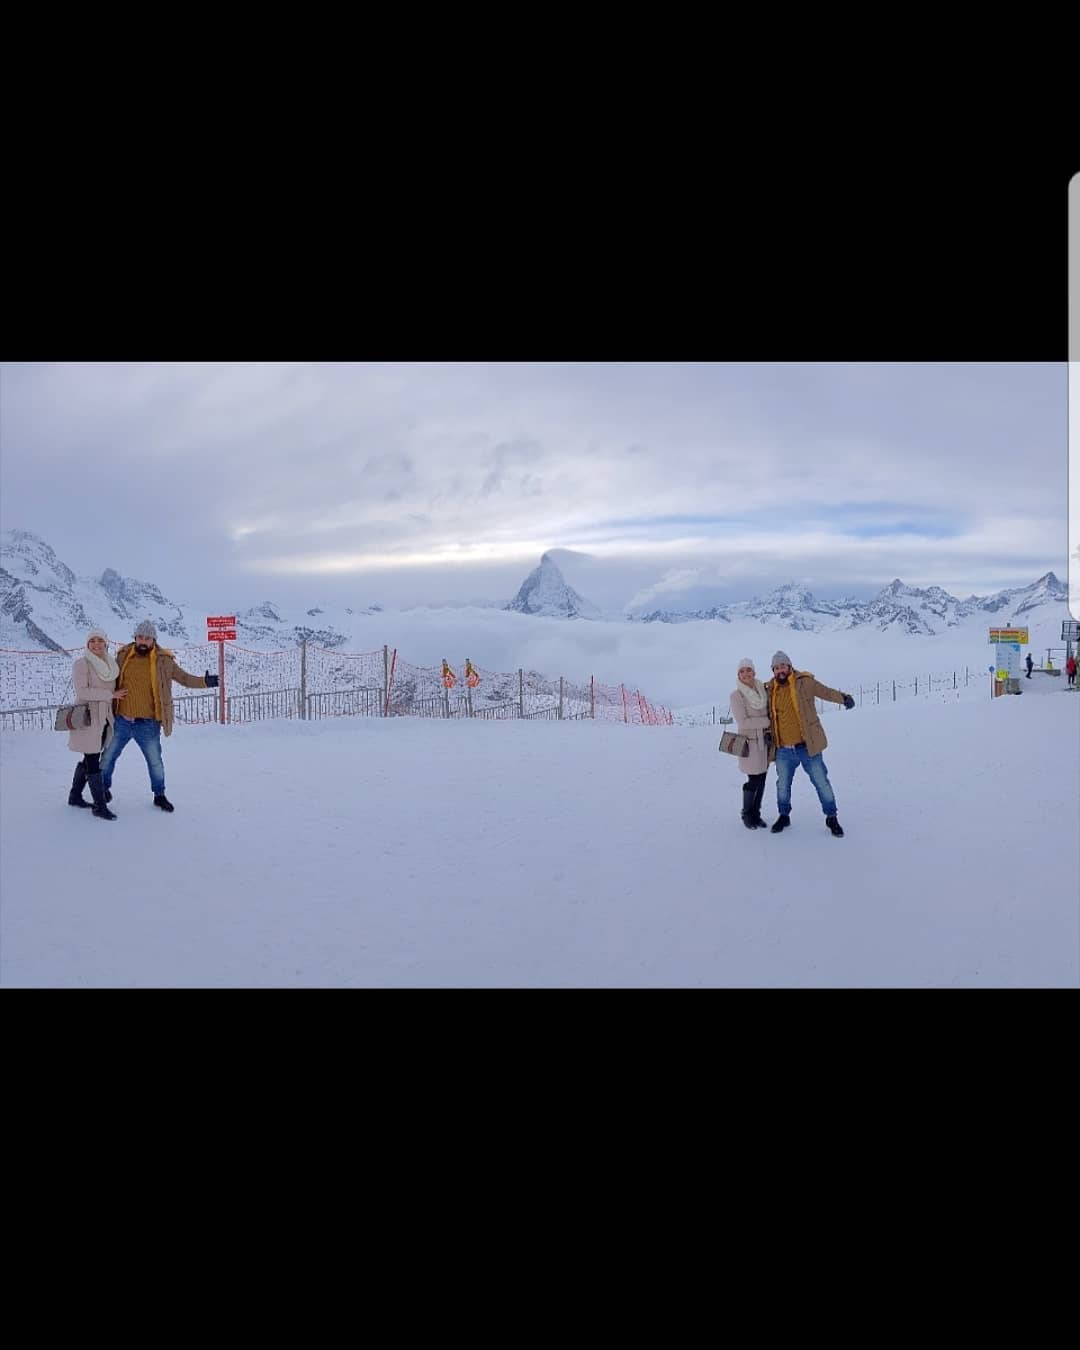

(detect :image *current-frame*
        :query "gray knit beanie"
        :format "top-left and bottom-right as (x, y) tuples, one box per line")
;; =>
(771, 650), (792, 669)
(134, 620), (158, 639)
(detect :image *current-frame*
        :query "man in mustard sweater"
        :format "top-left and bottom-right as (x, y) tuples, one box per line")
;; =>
(764, 650), (855, 838)
(99, 620), (219, 813)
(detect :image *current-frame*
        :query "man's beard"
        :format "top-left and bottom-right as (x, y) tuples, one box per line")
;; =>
(775, 672), (789, 683)
(135, 643), (152, 655)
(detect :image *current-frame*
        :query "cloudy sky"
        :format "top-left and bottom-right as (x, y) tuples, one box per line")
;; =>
(0, 362), (1068, 612)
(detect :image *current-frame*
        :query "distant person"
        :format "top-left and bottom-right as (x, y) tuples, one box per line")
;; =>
(67, 628), (127, 821)
(730, 658), (772, 829)
(1046, 657), (1054, 671)
(1025, 653), (1034, 678)
(764, 651), (855, 838)
(98, 620), (219, 813)
(1067, 654), (1077, 687)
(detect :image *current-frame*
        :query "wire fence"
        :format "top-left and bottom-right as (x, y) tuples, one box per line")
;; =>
(0, 641), (674, 732)
(680, 666), (1007, 726)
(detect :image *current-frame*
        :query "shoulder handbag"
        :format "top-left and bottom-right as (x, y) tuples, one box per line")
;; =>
(719, 730), (751, 757)
(54, 703), (92, 731)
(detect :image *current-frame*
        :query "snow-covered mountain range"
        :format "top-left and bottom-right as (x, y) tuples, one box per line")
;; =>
(0, 527), (1070, 652)
(630, 574), (1069, 636)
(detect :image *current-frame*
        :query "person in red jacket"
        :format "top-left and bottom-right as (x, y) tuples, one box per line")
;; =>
(1067, 654), (1077, 687)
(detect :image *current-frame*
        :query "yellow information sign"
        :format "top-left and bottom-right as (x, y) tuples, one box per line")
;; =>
(996, 669), (1009, 681)
(989, 628), (1029, 644)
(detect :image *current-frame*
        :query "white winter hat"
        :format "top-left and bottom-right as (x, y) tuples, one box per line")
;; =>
(736, 657), (756, 674)
(86, 627), (108, 643)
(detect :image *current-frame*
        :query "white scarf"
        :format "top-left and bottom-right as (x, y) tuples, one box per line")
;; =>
(735, 677), (767, 710)
(84, 646), (119, 682)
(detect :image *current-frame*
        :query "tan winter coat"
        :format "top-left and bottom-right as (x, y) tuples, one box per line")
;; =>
(113, 643), (210, 737)
(68, 657), (117, 755)
(730, 685), (771, 776)
(763, 670), (849, 759)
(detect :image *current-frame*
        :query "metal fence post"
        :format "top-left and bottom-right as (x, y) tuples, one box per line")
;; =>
(300, 639), (308, 720)
(590, 675), (595, 720)
(558, 676), (564, 720)
(893, 680), (896, 702)
(382, 645), (389, 717)
(519, 669), (524, 719)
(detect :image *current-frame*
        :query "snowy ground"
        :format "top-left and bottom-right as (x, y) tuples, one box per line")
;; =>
(1, 683), (1077, 987)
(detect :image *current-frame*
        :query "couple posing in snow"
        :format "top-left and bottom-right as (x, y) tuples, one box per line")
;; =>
(65, 620), (219, 821)
(729, 651), (855, 838)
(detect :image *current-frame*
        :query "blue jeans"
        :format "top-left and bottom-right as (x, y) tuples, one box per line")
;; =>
(775, 743), (837, 817)
(100, 717), (165, 795)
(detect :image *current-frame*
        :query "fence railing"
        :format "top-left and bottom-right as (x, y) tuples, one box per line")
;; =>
(1, 642), (674, 732)
(306, 687), (382, 720)
(685, 668), (985, 726)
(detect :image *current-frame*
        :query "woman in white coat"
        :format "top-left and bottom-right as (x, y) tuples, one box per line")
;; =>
(67, 628), (126, 820)
(730, 658), (772, 829)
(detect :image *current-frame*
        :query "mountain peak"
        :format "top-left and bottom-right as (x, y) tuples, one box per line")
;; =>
(506, 554), (601, 620)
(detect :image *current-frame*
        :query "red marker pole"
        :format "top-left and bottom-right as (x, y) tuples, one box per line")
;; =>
(219, 638), (226, 724)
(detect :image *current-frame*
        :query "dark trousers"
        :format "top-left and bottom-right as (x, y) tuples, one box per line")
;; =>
(742, 772), (767, 819)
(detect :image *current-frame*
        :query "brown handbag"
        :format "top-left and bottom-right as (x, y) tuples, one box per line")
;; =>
(54, 703), (92, 731)
(718, 731), (751, 757)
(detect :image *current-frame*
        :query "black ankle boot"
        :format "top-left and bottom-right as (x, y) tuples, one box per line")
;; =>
(825, 815), (844, 837)
(68, 761), (91, 808)
(771, 814), (790, 833)
(87, 771), (117, 820)
(154, 794), (174, 812)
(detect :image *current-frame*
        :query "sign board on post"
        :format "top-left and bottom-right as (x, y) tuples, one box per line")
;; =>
(988, 628), (1029, 644)
(205, 616), (236, 723)
(1063, 621), (1080, 641)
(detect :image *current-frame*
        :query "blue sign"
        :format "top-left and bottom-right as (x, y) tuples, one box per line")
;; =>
(988, 665), (995, 672)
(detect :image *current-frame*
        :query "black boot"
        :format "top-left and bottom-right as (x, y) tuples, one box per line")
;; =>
(87, 771), (117, 821)
(741, 782), (757, 829)
(154, 794), (174, 812)
(771, 814), (791, 833)
(825, 815), (844, 837)
(750, 774), (769, 828)
(68, 761), (91, 808)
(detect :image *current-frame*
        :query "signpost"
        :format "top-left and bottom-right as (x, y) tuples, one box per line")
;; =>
(989, 627), (1027, 695)
(206, 615), (236, 723)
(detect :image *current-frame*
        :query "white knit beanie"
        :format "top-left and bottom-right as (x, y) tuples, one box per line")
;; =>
(86, 627), (108, 643)
(736, 657), (756, 674)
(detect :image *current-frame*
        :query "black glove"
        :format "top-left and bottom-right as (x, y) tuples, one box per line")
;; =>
(740, 740), (750, 757)
(764, 731), (773, 749)
(204, 670), (220, 688)
(843, 694), (855, 710)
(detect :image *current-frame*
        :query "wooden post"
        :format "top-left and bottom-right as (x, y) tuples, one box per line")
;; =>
(914, 675), (918, 695)
(621, 684), (628, 724)
(590, 675), (595, 720)
(558, 676), (564, 720)
(712, 706), (716, 725)
(218, 640), (226, 724)
(519, 669), (524, 719)
(382, 645), (389, 717)
(300, 639), (308, 720)
(953, 670), (957, 690)
(893, 680), (896, 702)
(467, 683), (474, 718)
(876, 681), (879, 704)
(384, 648), (397, 718)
